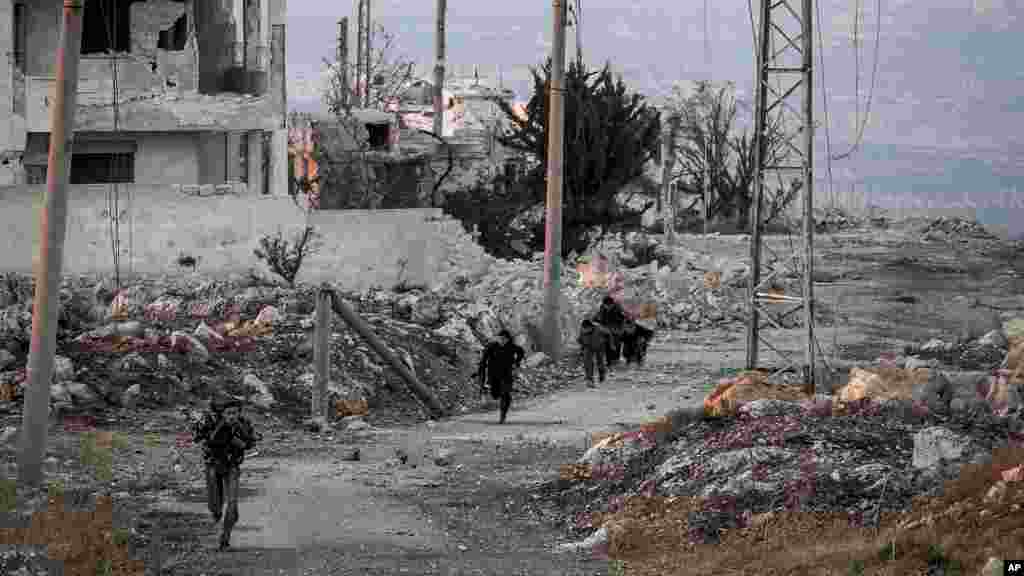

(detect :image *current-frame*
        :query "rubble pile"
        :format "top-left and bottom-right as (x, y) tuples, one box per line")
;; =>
(545, 332), (1024, 561)
(0, 272), (580, 426)
(814, 207), (866, 233)
(920, 216), (998, 241)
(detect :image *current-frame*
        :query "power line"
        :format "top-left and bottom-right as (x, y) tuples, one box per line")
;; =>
(831, 0), (882, 160)
(816, 0), (835, 205)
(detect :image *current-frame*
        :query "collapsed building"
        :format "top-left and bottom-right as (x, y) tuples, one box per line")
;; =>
(286, 67), (531, 210)
(0, 0), (289, 193)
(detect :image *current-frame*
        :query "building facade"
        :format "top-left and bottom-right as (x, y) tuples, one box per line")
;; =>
(0, 0), (288, 194)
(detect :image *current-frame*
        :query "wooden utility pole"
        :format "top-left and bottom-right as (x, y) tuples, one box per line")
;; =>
(363, 0), (372, 107)
(542, 0), (568, 361)
(432, 0), (447, 207)
(355, 0), (364, 107)
(337, 18), (349, 110)
(660, 111), (677, 245)
(19, 0), (84, 487)
(312, 287), (331, 422)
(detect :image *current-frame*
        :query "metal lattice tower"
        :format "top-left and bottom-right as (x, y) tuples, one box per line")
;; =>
(745, 0), (817, 390)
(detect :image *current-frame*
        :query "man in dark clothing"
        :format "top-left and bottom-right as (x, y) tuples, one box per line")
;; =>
(621, 318), (654, 365)
(478, 330), (525, 423)
(577, 319), (608, 387)
(594, 295), (627, 366)
(192, 397), (261, 550)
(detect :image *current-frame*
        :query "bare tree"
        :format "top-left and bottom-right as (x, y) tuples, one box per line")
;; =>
(308, 23), (453, 209)
(667, 80), (799, 229)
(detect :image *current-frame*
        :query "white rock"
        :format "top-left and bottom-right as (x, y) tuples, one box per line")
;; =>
(50, 383), (71, 404)
(434, 448), (455, 467)
(738, 399), (803, 419)
(0, 349), (15, 371)
(65, 382), (98, 404)
(912, 426), (975, 469)
(523, 351), (549, 369)
(904, 356), (936, 371)
(193, 321), (225, 342)
(556, 527), (608, 553)
(978, 329), (1008, 349)
(255, 305), (282, 326)
(170, 331), (209, 362)
(243, 373), (277, 408)
(120, 384), (141, 407)
(52, 355), (75, 382)
(921, 338), (951, 353)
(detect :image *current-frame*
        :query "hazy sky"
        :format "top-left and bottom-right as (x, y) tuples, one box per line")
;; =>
(286, 0), (1024, 236)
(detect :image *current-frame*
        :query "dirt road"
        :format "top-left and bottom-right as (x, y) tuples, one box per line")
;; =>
(153, 332), (735, 575)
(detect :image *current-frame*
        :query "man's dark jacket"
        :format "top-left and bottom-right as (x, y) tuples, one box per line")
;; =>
(192, 413), (260, 470)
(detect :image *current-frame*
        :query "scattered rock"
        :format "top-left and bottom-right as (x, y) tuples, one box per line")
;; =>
(523, 352), (549, 369)
(737, 399), (803, 419)
(978, 329), (1008, 349)
(120, 384), (141, 408)
(0, 426), (16, 444)
(556, 526), (608, 553)
(65, 382), (99, 405)
(434, 448), (455, 467)
(52, 356), (75, 382)
(912, 426), (979, 470)
(904, 356), (936, 371)
(242, 373), (277, 409)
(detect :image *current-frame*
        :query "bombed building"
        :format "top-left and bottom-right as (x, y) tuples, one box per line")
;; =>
(0, 0), (288, 193)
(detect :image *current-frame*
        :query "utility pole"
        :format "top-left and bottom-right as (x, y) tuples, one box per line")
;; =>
(660, 110), (677, 246)
(542, 0), (567, 361)
(355, 0), (364, 107)
(19, 0), (84, 487)
(432, 0), (447, 207)
(745, 0), (816, 391)
(363, 0), (372, 107)
(337, 18), (349, 110)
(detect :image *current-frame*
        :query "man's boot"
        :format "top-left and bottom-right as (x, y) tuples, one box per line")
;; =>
(218, 532), (230, 551)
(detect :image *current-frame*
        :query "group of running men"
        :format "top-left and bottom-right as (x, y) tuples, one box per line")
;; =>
(477, 294), (654, 422)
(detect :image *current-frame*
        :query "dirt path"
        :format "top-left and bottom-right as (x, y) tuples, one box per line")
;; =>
(153, 330), (729, 575)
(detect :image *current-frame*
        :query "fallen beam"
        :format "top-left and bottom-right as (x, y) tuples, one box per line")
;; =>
(326, 287), (446, 419)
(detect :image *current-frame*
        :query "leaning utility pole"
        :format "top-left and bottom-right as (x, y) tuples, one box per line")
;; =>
(337, 18), (349, 109)
(660, 111), (677, 246)
(745, 0), (816, 391)
(542, 0), (568, 361)
(432, 0), (447, 207)
(19, 0), (84, 487)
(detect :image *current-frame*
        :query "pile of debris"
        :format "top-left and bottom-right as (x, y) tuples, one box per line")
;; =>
(544, 329), (1024, 570)
(920, 216), (998, 242)
(0, 271), (578, 426)
(814, 208), (865, 234)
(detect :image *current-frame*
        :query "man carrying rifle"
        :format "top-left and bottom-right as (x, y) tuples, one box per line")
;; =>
(191, 396), (261, 550)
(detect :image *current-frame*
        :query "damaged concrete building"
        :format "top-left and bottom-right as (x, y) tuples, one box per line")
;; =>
(0, 0), (288, 192)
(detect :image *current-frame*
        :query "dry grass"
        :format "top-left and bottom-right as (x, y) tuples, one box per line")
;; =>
(601, 442), (1024, 575)
(0, 494), (145, 576)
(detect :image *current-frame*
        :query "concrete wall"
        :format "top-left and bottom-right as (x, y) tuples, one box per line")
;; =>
(0, 185), (487, 291)
(0, 0), (27, 184)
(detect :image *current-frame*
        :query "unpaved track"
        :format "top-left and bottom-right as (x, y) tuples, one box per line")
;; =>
(159, 333), (712, 575)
